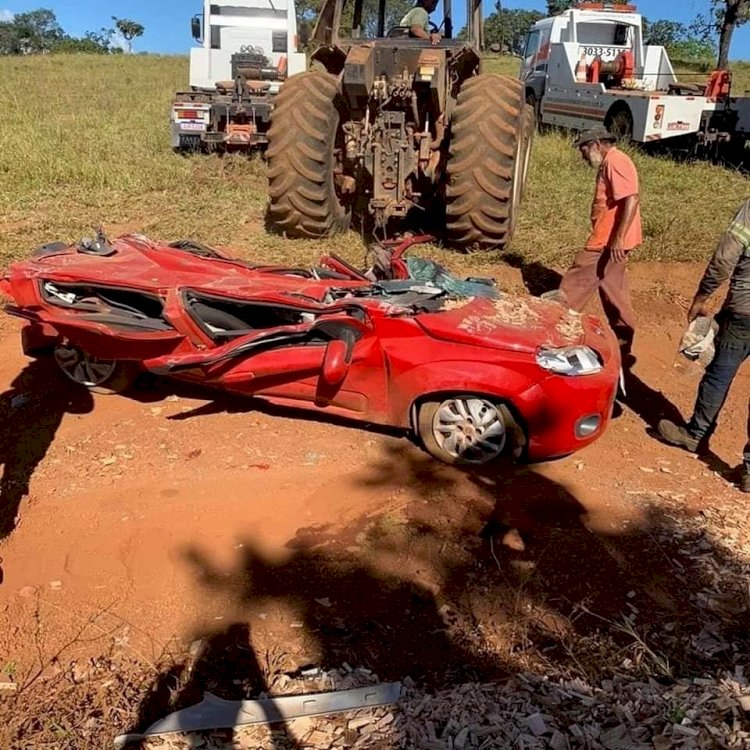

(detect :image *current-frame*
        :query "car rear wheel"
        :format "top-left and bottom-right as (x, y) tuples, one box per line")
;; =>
(417, 396), (512, 465)
(53, 344), (137, 395)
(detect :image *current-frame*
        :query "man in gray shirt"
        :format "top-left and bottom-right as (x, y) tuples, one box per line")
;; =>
(658, 199), (750, 492)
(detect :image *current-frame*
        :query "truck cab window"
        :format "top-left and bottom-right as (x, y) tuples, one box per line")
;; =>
(272, 31), (287, 52)
(614, 24), (629, 46)
(577, 22), (627, 45)
(523, 30), (540, 65)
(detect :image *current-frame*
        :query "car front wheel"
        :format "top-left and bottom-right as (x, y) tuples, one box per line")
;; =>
(417, 396), (513, 466)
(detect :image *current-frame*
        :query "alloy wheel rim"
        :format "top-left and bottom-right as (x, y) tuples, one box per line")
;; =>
(432, 397), (506, 463)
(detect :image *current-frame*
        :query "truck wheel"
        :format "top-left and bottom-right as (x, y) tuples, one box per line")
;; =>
(605, 104), (633, 142)
(267, 72), (350, 238)
(526, 91), (543, 132)
(446, 74), (528, 252)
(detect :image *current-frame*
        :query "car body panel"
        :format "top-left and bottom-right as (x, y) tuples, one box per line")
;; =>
(1, 235), (621, 462)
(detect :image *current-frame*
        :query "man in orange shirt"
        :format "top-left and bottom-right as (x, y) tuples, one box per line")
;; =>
(558, 126), (642, 370)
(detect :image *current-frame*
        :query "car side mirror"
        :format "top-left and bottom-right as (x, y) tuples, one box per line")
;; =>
(321, 339), (350, 386)
(191, 15), (203, 42)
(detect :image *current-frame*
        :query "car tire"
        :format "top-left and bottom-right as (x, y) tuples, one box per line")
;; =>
(417, 396), (516, 466)
(53, 344), (139, 395)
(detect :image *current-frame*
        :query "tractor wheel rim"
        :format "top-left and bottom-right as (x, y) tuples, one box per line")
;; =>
(432, 397), (506, 463)
(54, 345), (116, 387)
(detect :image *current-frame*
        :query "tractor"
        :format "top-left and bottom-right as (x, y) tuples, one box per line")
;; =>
(266, 0), (533, 251)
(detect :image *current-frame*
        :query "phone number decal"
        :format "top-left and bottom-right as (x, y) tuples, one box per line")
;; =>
(579, 46), (619, 60)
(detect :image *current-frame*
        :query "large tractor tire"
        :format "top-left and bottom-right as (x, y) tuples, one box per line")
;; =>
(446, 74), (532, 252)
(267, 72), (350, 238)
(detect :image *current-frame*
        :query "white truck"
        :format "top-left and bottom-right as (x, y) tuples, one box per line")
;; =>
(171, 0), (307, 152)
(520, 1), (750, 159)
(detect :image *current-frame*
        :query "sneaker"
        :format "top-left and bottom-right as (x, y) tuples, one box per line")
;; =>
(741, 472), (750, 494)
(657, 419), (700, 453)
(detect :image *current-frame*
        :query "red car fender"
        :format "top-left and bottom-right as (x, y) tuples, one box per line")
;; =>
(387, 361), (543, 431)
(0, 277), (12, 300)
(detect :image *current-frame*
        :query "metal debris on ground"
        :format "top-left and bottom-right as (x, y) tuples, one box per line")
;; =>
(124, 497), (750, 750)
(117, 681), (401, 746)
(123, 669), (750, 750)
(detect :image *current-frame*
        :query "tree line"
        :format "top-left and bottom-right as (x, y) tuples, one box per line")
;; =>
(484, 1), (749, 67)
(0, 9), (144, 55)
(1, 1), (748, 69)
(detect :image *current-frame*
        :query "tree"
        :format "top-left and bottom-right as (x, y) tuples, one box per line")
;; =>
(112, 16), (144, 53)
(546, 0), (573, 14)
(642, 19), (686, 47)
(546, 0), (629, 14)
(294, 0), (320, 47)
(642, 17), (715, 63)
(713, 0), (750, 68)
(8, 8), (63, 53)
(52, 27), (122, 54)
(484, 6), (544, 54)
(0, 9), (125, 56)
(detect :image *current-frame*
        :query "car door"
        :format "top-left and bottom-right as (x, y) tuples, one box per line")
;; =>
(143, 301), (390, 423)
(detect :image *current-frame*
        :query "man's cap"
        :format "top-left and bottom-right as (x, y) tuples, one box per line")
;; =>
(574, 126), (617, 148)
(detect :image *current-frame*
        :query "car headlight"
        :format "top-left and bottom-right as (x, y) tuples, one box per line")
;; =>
(536, 346), (603, 376)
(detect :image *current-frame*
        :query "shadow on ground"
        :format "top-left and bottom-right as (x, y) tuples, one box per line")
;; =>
(130, 441), (750, 744)
(503, 252), (563, 297)
(0, 359), (93, 540)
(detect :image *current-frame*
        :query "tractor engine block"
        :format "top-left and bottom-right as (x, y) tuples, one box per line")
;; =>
(336, 45), (457, 229)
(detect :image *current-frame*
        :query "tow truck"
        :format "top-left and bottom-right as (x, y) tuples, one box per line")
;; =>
(170, 0), (307, 152)
(520, 1), (750, 159)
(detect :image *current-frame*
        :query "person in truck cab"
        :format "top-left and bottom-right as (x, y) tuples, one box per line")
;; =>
(399, 0), (441, 44)
(656, 199), (750, 494)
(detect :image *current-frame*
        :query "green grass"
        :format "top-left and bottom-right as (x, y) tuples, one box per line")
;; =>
(0, 53), (748, 276)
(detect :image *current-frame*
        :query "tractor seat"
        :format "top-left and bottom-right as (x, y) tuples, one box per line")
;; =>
(244, 80), (272, 93)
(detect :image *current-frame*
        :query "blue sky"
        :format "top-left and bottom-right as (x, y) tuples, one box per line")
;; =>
(2, 0), (750, 59)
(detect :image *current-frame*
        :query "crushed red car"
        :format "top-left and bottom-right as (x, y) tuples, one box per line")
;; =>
(0, 233), (621, 465)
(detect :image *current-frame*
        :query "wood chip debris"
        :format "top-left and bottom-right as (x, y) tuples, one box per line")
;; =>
(131, 499), (750, 749)
(129, 667), (750, 750)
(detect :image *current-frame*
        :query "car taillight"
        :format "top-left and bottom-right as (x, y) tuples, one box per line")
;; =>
(176, 109), (201, 120)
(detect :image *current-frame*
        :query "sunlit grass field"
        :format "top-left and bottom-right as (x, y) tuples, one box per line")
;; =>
(0, 53), (747, 277)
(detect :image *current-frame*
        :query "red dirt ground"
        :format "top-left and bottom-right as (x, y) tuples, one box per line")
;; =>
(0, 261), (747, 694)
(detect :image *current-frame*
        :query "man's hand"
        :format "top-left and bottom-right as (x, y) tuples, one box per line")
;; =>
(608, 241), (629, 263)
(430, 31), (441, 45)
(687, 295), (710, 323)
(608, 194), (639, 263)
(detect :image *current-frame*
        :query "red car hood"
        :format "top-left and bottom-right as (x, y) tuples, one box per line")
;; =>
(417, 295), (596, 353)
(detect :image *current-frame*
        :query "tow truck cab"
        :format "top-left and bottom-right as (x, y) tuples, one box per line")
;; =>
(188, 0), (306, 90)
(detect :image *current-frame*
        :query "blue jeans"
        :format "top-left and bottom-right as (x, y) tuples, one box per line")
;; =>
(688, 313), (750, 472)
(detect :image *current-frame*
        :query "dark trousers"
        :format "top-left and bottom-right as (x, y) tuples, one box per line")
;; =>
(687, 313), (750, 471)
